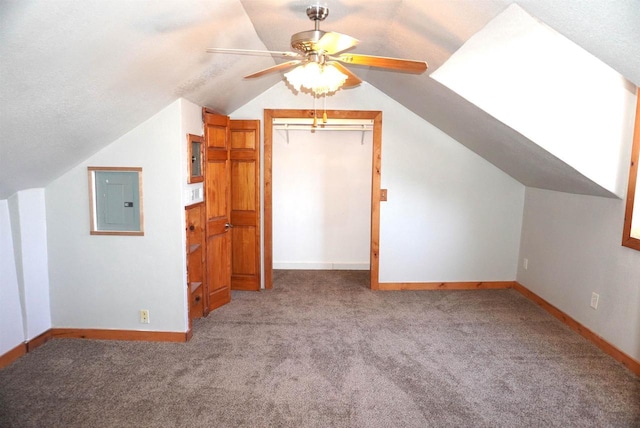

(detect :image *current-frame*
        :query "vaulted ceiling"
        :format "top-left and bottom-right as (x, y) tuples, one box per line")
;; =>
(1, 0), (638, 199)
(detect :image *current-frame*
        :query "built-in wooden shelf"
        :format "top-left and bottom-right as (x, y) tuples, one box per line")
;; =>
(186, 203), (205, 321)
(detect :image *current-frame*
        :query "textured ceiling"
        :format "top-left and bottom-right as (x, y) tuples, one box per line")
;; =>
(1, 0), (638, 199)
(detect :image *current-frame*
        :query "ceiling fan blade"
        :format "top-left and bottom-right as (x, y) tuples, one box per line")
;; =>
(244, 60), (302, 79)
(207, 48), (302, 60)
(334, 53), (428, 73)
(328, 62), (362, 88)
(315, 31), (359, 55)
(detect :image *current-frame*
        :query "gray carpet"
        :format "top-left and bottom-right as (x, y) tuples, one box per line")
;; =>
(1, 270), (638, 427)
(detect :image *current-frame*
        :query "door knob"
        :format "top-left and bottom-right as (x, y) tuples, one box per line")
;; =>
(225, 223), (234, 230)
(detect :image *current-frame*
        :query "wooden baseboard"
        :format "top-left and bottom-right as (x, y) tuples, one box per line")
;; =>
(1, 327), (191, 369)
(26, 330), (54, 352)
(513, 282), (640, 376)
(49, 328), (190, 343)
(0, 343), (27, 370)
(5, 285), (637, 377)
(1, 330), (54, 370)
(378, 281), (515, 291)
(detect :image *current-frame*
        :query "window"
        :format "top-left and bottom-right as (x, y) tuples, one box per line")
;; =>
(88, 167), (144, 236)
(622, 92), (640, 251)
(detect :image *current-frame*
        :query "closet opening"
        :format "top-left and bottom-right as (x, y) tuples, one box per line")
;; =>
(264, 109), (383, 290)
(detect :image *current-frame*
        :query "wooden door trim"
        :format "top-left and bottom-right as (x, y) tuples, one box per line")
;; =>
(263, 109), (382, 290)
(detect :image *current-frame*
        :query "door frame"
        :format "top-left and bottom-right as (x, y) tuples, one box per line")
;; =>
(263, 109), (382, 290)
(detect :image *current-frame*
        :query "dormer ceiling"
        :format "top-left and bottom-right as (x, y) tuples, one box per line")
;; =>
(1, 0), (638, 199)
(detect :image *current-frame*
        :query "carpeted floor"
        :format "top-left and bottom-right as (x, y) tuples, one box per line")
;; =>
(1, 270), (639, 427)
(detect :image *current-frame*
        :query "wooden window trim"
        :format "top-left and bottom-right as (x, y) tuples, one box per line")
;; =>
(622, 91), (640, 251)
(187, 133), (204, 183)
(88, 166), (144, 236)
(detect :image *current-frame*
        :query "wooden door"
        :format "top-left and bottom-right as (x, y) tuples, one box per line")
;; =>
(230, 120), (261, 291)
(204, 111), (231, 312)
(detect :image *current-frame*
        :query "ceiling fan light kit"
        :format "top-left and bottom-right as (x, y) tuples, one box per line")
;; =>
(284, 61), (347, 95)
(206, 4), (427, 97)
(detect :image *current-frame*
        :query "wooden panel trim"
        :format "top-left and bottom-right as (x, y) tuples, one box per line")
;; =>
(230, 210), (257, 225)
(622, 91), (640, 251)
(231, 275), (260, 291)
(4, 286), (636, 376)
(203, 109), (229, 126)
(49, 328), (190, 343)
(88, 166), (144, 236)
(513, 282), (640, 376)
(26, 329), (55, 352)
(230, 152), (257, 161)
(206, 149), (229, 161)
(88, 231), (145, 236)
(378, 281), (515, 291)
(0, 343), (27, 369)
(1, 330), (55, 368)
(87, 166), (144, 172)
(370, 111), (382, 290)
(264, 110), (274, 289)
(1, 328), (191, 368)
(187, 133), (204, 184)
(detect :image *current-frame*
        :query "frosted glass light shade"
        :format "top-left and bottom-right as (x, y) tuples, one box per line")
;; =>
(284, 62), (348, 95)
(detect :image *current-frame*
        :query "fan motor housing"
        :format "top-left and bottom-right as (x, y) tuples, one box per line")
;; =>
(291, 30), (326, 54)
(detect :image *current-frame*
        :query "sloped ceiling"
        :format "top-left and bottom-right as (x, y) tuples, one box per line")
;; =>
(1, 0), (638, 199)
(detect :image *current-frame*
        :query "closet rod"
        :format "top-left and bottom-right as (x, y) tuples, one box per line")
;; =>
(274, 123), (372, 144)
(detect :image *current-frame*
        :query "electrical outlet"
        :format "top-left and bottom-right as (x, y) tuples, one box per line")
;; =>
(523, 258), (528, 270)
(590, 293), (599, 310)
(140, 309), (150, 324)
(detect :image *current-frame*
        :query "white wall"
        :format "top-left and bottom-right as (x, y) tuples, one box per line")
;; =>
(273, 129), (372, 270)
(0, 200), (25, 355)
(46, 99), (189, 333)
(232, 82), (525, 283)
(8, 189), (51, 341)
(518, 187), (640, 361)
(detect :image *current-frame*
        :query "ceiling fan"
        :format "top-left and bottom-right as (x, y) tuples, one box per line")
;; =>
(206, 4), (428, 95)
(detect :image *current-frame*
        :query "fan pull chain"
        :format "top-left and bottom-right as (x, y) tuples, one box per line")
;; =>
(312, 94), (318, 127)
(323, 95), (328, 123)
